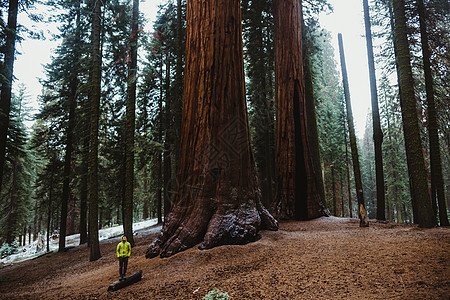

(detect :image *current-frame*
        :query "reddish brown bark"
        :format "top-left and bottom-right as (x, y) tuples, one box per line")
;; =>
(146, 0), (277, 259)
(272, 0), (327, 220)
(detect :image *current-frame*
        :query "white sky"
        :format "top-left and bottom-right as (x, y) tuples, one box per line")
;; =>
(14, 0), (371, 138)
(319, 0), (372, 138)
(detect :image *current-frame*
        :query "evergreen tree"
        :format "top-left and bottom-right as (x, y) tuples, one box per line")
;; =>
(392, 0), (435, 228)
(338, 33), (369, 227)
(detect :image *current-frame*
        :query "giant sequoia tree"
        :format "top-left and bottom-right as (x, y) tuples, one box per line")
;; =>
(272, 0), (327, 220)
(146, 0), (278, 258)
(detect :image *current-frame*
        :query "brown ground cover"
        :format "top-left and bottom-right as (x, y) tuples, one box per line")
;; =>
(0, 217), (448, 299)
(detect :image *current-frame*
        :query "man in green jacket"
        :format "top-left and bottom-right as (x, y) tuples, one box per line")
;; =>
(117, 235), (131, 281)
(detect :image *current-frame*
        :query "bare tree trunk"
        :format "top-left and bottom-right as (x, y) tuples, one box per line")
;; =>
(156, 58), (163, 224)
(123, 0), (140, 247)
(387, 0), (419, 223)
(392, 0), (435, 228)
(417, 0), (449, 226)
(79, 131), (89, 244)
(88, 0), (103, 261)
(272, 0), (327, 220)
(344, 123), (353, 218)
(338, 33), (369, 227)
(363, 0), (386, 221)
(146, 0), (278, 259)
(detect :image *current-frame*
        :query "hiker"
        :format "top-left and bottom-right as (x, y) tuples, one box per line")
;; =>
(116, 235), (131, 281)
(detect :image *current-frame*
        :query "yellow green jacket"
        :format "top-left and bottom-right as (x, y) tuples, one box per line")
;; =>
(116, 236), (131, 258)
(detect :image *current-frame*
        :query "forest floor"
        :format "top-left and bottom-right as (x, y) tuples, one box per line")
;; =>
(0, 216), (448, 299)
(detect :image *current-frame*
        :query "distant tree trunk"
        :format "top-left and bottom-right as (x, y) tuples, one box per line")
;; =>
(392, 0), (435, 228)
(146, 0), (278, 259)
(47, 171), (54, 253)
(163, 54), (172, 218)
(142, 173), (149, 219)
(123, 0), (139, 247)
(156, 58), (163, 224)
(272, 0), (327, 220)
(79, 130), (89, 244)
(142, 90), (150, 220)
(0, 0), (19, 192)
(344, 124), (353, 218)
(88, 0), (103, 261)
(338, 33), (369, 227)
(331, 161), (336, 216)
(33, 197), (39, 241)
(5, 160), (18, 244)
(363, 0), (386, 221)
(59, 75), (77, 252)
(417, 0), (449, 226)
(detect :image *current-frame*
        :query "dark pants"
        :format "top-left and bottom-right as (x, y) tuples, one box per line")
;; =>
(119, 257), (128, 277)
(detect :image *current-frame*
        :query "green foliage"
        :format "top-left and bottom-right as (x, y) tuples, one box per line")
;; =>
(0, 87), (35, 243)
(0, 241), (19, 258)
(312, 29), (349, 216)
(204, 289), (230, 300)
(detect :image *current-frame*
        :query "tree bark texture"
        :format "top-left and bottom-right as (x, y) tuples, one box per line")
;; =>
(387, 1), (418, 223)
(108, 270), (143, 292)
(272, 0), (327, 220)
(417, 0), (449, 226)
(146, 0), (278, 259)
(344, 121), (353, 218)
(363, 0), (386, 221)
(338, 33), (369, 227)
(0, 0), (18, 192)
(124, 0), (139, 247)
(88, 0), (103, 261)
(392, 0), (435, 228)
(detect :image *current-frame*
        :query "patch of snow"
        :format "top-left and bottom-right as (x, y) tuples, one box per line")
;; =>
(0, 218), (160, 266)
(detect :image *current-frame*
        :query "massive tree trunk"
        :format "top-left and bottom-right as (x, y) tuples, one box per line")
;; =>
(146, 0), (278, 259)
(0, 0), (19, 192)
(417, 0), (449, 226)
(272, 0), (327, 220)
(173, 0), (184, 175)
(392, 0), (435, 228)
(123, 0), (139, 247)
(338, 33), (369, 227)
(363, 0), (386, 221)
(88, 0), (103, 261)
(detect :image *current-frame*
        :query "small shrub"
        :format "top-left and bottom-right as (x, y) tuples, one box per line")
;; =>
(0, 241), (19, 258)
(204, 288), (230, 300)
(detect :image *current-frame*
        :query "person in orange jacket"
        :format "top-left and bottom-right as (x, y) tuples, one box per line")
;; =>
(116, 235), (131, 281)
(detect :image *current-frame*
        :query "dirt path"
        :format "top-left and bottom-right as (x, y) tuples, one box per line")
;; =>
(0, 217), (448, 299)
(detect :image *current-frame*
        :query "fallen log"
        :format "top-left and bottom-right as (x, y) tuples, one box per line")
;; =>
(107, 270), (143, 292)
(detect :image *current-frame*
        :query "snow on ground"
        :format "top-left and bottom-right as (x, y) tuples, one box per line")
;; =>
(0, 218), (160, 266)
